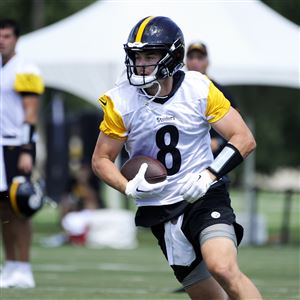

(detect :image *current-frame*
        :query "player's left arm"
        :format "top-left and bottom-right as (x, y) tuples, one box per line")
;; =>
(179, 84), (256, 202)
(18, 93), (40, 173)
(179, 107), (256, 202)
(211, 106), (256, 159)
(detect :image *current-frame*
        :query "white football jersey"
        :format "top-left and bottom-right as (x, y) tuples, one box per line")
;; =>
(0, 54), (44, 146)
(99, 71), (230, 207)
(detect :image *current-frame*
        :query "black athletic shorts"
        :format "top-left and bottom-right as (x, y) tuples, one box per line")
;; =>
(150, 185), (244, 283)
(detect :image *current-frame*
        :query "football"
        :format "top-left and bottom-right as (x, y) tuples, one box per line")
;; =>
(120, 155), (167, 184)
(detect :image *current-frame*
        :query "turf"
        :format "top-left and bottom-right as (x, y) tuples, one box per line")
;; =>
(1, 189), (299, 299)
(1, 232), (299, 300)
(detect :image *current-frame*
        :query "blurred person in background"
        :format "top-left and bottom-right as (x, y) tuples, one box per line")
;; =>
(59, 162), (103, 219)
(92, 16), (261, 299)
(185, 42), (238, 158)
(58, 161), (104, 246)
(41, 131), (105, 248)
(0, 19), (44, 288)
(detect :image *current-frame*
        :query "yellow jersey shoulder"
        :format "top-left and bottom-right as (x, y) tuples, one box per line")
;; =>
(98, 82), (137, 140)
(185, 71), (230, 123)
(14, 56), (45, 95)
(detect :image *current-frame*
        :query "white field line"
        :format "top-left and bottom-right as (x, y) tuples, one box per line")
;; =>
(35, 286), (150, 295)
(33, 263), (170, 273)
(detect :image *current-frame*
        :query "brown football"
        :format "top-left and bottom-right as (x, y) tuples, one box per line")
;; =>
(120, 155), (167, 184)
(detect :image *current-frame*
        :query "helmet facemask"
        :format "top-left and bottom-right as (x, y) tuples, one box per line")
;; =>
(124, 51), (160, 88)
(124, 38), (184, 89)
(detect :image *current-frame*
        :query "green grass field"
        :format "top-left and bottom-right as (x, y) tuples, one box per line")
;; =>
(1, 190), (299, 300)
(1, 233), (299, 300)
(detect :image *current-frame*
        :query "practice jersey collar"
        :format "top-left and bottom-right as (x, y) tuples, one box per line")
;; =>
(152, 70), (185, 105)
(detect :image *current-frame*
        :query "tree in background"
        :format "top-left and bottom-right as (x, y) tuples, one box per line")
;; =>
(262, 0), (299, 26)
(0, 0), (95, 31)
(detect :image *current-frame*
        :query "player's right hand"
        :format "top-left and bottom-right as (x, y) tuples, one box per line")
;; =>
(125, 163), (168, 200)
(18, 152), (33, 174)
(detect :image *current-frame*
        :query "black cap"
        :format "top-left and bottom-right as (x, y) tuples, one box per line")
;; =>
(186, 42), (208, 57)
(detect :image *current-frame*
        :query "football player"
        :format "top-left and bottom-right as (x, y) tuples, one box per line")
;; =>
(92, 16), (262, 299)
(0, 19), (44, 288)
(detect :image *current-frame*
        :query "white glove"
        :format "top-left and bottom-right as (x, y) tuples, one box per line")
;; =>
(178, 169), (215, 203)
(125, 163), (168, 200)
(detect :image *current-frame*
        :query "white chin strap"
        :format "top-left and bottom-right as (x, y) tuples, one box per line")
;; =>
(141, 81), (162, 107)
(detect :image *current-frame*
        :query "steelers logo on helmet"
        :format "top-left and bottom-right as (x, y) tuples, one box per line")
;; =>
(9, 176), (45, 218)
(124, 16), (185, 88)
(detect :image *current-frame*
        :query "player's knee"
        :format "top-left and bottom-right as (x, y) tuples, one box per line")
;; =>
(207, 261), (239, 285)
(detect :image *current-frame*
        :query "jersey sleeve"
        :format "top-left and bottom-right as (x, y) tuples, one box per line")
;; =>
(99, 94), (127, 140)
(14, 63), (44, 95)
(205, 81), (231, 123)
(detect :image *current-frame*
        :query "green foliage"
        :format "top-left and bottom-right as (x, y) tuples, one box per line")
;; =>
(0, 0), (95, 33)
(229, 86), (300, 173)
(262, 0), (300, 25)
(43, 0), (95, 29)
(0, 0), (31, 33)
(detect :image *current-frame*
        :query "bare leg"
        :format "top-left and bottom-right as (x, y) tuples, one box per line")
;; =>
(14, 216), (32, 261)
(202, 237), (262, 300)
(0, 201), (16, 261)
(185, 276), (228, 300)
(0, 200), (31, 262)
